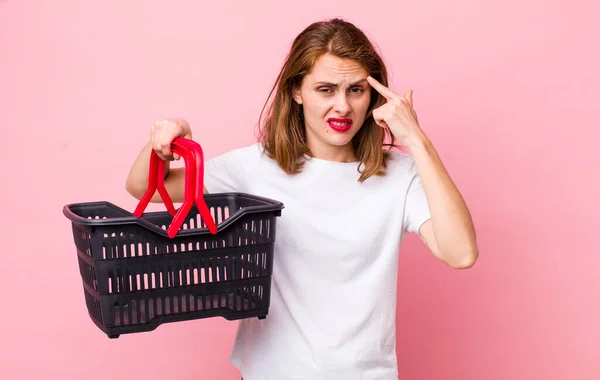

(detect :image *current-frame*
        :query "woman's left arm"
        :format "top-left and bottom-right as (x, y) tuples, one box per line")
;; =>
(367, 76), (478, 269)
(407, 132), (478, 269)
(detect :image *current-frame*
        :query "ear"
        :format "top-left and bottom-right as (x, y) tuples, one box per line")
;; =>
(292, 84), (303, 105)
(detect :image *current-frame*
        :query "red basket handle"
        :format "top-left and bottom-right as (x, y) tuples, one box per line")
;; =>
(133, 138), (217, 238)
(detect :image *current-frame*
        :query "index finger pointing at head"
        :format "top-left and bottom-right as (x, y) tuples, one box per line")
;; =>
(367, 76), (397, 100)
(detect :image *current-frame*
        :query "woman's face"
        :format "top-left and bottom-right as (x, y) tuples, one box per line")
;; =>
(292, 53), (372, 161)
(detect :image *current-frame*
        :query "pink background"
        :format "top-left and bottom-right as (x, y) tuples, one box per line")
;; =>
(1, 0), (598, 379)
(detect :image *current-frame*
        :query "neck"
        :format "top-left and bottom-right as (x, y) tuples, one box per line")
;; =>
(306, 140), (357, 163)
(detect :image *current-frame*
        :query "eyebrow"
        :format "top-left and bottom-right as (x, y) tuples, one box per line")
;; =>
(313, 78), (368, 87)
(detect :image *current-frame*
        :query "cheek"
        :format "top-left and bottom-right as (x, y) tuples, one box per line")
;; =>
(353, 97), (371, 117)
(304, 96), (332, 118)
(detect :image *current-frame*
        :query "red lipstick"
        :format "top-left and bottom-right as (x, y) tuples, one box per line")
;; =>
(327, 118), (353, 132)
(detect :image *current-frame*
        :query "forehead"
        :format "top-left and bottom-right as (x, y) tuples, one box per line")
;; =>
(305, 53), (367, 83)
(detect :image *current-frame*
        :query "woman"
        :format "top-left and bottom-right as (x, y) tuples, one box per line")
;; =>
(126, 18), (478, 380)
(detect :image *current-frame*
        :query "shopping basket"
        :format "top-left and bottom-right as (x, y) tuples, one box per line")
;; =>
(63, 138), (284, 338)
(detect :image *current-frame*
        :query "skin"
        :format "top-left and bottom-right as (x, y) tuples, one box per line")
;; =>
(125, 53), (478, 269)
(291, 53), (371, 162)
(366, 75), (478, 269)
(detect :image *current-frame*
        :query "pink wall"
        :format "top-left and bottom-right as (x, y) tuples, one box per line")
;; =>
(2, 0), (598, 379)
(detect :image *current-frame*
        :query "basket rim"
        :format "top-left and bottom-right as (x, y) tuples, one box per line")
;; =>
(62, 192), (284, 237)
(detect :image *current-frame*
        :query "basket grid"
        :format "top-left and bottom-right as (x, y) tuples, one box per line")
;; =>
(102, 250), (271, 294)
(65, 188), (283, 337)
(72, 205), (273, 260)
(111, 284), (266, 326)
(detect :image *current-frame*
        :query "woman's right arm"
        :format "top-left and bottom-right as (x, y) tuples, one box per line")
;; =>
(125, 118), (208, 203)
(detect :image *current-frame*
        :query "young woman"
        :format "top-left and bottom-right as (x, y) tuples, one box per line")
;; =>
(126, 18), (478, 380)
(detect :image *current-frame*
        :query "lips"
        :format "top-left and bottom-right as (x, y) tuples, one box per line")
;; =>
(327, 118), (353, 132)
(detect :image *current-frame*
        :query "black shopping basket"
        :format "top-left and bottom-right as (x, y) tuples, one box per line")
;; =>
(63, 138), (284, 338)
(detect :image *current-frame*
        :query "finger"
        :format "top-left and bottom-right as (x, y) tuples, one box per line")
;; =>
(153, 121), (164, 151)
(403, 91), (419, 121)
(164, 119), (183, 138)
(153, 121), (171, 159)
(173, 152), (181, 160)
(152, 121), (165, 154)
(372, 108), (388, 129)
(160, 139), (173, 158)
(404, 90), (414, 107)
(150, 123), (156, 148)
(367, 76), (398, 100)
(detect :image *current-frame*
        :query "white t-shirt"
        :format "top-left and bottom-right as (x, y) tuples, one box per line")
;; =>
(203, 143), (431, 380)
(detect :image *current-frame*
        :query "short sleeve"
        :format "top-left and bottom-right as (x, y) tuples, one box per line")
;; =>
(403, 161), (431, 235)
(203, 144), (259, 193)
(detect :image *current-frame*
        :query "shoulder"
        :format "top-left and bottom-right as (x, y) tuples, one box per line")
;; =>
(385, 149), (418, 175)
(202, 143), (267, 193)
(207, 142), (265, 163)
(204, 143), (276, 179)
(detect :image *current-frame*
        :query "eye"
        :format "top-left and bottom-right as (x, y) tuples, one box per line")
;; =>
(318, 87), (332, 93)
(349, 86), (364, 94)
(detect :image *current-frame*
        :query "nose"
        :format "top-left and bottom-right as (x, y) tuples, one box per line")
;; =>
(333, 92), (351, 115)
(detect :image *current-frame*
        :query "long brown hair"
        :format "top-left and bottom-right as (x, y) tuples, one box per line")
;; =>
(257, 18), (397, 182)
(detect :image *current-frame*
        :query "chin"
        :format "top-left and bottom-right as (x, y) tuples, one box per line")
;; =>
(322, 132), (355, 147)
